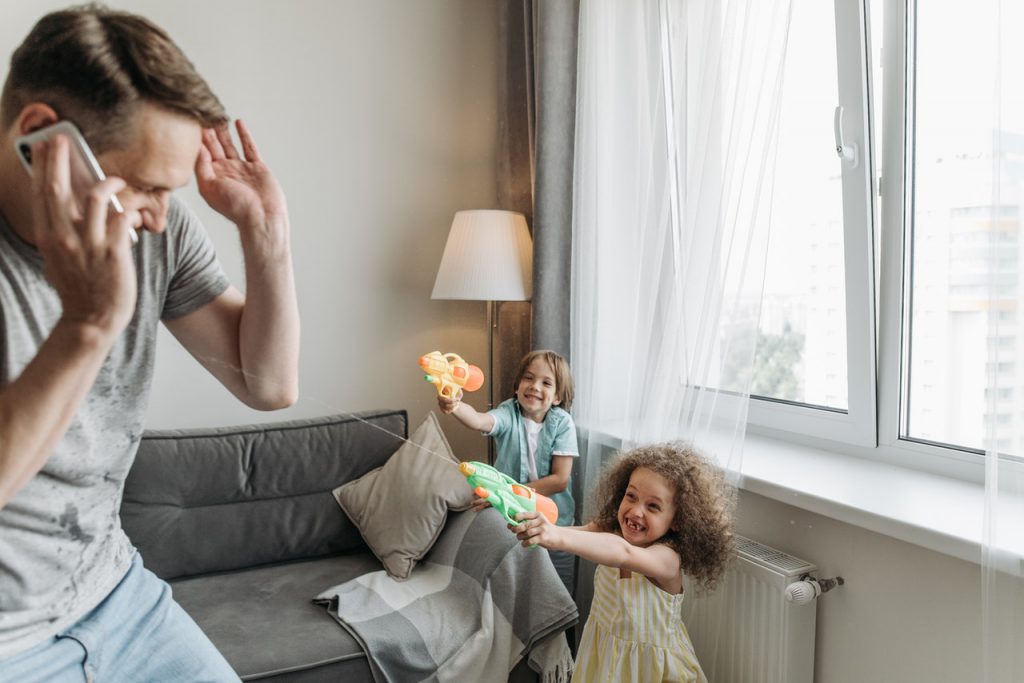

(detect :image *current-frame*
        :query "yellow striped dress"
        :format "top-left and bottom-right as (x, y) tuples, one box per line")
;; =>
(572, 564), (706, 683)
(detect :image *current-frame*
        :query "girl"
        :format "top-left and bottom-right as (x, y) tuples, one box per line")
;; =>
(438, 349), (579, 592)
(511, 443), (735, 683)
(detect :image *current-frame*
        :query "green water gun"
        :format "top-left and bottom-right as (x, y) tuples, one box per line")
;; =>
(458, 460), (559, 526)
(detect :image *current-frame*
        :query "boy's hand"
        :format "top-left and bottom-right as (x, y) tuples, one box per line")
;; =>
(470, 496), (491, 512)
(437, 391), (462, 415)
(512, 511), (559, 549)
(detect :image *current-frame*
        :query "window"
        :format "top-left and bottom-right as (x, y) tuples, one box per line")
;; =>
(746, 0), (877, 447)
(902, 1), (1023, 458)
(750, 0), (1022, 474)
(756, 0), (848, 411)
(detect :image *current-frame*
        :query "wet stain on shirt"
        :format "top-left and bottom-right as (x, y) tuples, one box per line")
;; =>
(58, 504), (95, 544)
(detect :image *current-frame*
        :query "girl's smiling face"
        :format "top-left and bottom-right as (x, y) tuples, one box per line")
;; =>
(516, 357), (561, 422)
(617, 467), (677, 547)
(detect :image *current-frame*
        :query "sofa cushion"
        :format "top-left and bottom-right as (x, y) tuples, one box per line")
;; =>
(333, 412), (474, 580)
(170, 553), (381, 681)
(122, 410), (407, 580)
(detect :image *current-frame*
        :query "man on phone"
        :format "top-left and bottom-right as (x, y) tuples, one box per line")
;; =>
(0, 5), (299, 681)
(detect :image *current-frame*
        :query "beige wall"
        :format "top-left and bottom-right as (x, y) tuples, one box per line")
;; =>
(0, 0), (499, 459)
(738, 491), (984, 682)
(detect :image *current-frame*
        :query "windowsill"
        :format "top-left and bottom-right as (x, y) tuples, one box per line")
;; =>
(580, 423), (1023, 573)
(740, 431), (1022, 571)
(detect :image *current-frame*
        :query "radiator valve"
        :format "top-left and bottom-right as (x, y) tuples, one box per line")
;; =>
(784, 574), (845, 605)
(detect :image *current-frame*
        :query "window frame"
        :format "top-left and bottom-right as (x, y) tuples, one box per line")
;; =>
(745, 0), (878, 448)
(746, 0), (990, 483)
(877, 0), (989, 475)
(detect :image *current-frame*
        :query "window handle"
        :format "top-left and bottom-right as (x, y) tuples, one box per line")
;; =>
(833, 105), (859, 167)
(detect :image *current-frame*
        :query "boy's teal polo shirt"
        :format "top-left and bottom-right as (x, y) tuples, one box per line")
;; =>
(486, 399), (579, 526)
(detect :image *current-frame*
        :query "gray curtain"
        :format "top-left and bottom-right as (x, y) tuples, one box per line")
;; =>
(495, 0), (580, 404)
(496, 1), (583, 618)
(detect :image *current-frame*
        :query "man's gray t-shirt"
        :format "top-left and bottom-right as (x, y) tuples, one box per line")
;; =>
(0, 198), (229, 659)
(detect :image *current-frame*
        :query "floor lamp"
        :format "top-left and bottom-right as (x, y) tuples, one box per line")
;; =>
(431, 210), (533, 461)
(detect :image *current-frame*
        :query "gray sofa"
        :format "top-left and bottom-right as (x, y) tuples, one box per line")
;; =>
(120, 410), (558, 681)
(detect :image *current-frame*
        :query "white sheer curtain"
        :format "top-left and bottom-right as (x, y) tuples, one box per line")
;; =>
(981, 1), (1024, 680)
(571, 0), (792, 508)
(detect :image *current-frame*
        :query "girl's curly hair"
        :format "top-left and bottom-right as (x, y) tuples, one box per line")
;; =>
(590, 442), (735, 591)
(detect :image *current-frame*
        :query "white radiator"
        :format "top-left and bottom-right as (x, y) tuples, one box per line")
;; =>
(681, 535), (818, 683)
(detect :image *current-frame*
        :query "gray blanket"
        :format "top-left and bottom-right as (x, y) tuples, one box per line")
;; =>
(315, 508), (578, 683)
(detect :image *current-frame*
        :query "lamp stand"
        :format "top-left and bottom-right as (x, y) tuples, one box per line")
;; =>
(486, 299), (496, 464)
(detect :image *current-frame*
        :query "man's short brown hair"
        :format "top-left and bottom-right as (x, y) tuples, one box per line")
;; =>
(1, 3), (227, 152)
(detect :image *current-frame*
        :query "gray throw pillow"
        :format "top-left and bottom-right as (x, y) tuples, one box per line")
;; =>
(333, 411), (474, 580)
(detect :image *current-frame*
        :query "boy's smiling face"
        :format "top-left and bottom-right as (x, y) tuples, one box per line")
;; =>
(516, 357), (560, 423)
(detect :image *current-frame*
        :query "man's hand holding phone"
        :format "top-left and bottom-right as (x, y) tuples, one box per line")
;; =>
(23, 127), (141, 341)
(15, 121), (135, 244)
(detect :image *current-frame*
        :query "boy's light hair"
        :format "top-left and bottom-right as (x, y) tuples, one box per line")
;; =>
(513, 350), (574, 412)
(1, 4), (227, 152)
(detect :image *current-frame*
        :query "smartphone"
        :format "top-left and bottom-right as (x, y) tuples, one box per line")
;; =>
(14, 121), (135, 244)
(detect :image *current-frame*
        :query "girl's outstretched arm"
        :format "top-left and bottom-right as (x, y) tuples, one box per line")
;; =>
(512, 511), (681, 590)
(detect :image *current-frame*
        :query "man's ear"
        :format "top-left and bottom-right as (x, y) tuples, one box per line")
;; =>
(15, 103), (60, 136)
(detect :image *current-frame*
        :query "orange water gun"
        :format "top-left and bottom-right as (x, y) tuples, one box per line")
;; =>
(418, 351), (485, 399)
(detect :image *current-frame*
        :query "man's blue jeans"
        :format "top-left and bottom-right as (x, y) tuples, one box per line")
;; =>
(0, 552), (239, 682)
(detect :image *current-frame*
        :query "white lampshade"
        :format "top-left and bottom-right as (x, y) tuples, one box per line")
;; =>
(431, 210), (533, 301)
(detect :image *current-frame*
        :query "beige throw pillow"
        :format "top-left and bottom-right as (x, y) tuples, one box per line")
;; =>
(333, 411), (474, 580)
